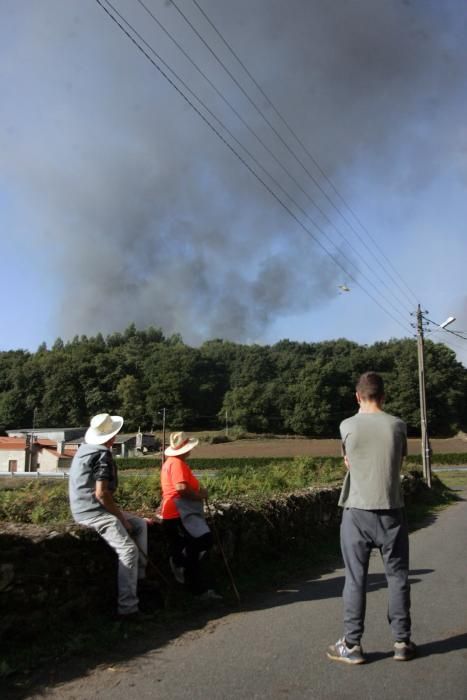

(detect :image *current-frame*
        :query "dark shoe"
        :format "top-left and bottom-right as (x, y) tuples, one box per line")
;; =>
(326, 638), (365, 665)
(116, 610), (153, 623)
(393, 640), (417, 661)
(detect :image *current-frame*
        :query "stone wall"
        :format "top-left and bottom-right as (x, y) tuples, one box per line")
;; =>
(0, 473), (426, 645)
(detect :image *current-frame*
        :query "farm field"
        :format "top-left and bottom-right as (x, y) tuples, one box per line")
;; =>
(189, 435), (467, 459)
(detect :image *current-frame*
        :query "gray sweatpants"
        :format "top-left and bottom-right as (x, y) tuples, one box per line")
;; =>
(79, 512), (147, 615)
(341, 508), (411, 645)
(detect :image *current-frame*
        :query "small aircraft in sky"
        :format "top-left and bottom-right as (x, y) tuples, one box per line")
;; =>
(338, 284), (351, 293)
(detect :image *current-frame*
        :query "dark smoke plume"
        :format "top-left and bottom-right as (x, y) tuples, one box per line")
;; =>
(1, 0), (466, 344)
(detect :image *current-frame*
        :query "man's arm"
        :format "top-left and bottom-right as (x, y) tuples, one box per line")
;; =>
(95, 480), (133, 532)
(341, 440), (350, 470)
(175, 482), (208, 501)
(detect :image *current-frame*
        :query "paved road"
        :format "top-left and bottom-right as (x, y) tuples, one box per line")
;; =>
(30, 494), (467, 700)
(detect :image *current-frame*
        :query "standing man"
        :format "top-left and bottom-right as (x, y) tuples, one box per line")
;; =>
(69, 413), (151, 619)
(327, 372), (416, 664)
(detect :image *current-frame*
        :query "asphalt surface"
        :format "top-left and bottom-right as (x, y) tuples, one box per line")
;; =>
(28, 493), (467, 700)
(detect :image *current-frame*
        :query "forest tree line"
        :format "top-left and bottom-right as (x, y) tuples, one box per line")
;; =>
(0, 324), (466, 437)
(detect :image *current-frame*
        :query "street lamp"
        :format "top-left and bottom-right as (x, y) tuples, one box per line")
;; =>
(415, 308), (456, 488)
(439, 316), (456, 330)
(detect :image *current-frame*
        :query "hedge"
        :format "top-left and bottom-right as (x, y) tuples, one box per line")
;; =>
(116, 453), (467, 471)
(405, 452), (467, 466)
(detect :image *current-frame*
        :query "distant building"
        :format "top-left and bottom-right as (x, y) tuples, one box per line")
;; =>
(0, 437), (75, 473)
(7, 427), (87, 442)
(2, 426), (160, 472)
(66, 432), (160, 458)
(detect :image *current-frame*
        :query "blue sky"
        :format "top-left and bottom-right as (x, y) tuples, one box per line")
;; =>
(1, 0), (466, 365)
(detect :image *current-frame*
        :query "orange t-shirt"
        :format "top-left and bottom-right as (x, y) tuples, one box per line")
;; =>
(160, 456), (200, 519)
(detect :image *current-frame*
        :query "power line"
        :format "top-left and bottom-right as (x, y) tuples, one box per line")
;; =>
(133, 0), (410, 322)
(132, 0), (413, 323)
(442, 328), (467, 341)
(422, 316), (467, 357)
(95, 0), (412, 335)
(189, 0), (420, 307)
(434, 335), (467, 356)
(423, 316), (467, 342)
(175, 0), (419, 309)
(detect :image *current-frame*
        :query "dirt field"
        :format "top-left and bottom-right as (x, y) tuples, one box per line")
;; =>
(192, 436), (467, 459)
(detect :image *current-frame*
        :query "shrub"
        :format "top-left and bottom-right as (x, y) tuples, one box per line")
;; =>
(227, 426), (248, 440)
(0, 481), (70, 524)
(117, 458), (160, 470)
(406, 452), (467, 466)
(116, 475), (161, 515)
(209, 435), (231, 444)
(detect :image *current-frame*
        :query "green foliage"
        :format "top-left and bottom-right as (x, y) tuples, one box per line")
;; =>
(117, 457), (161, 470)
(202, 456), (344, 502)
(1, 452), (465, 523)
(406, 452), (467, 466)
(114, 474), (161, 514)
(1, 328), (466, 437)
(0, 481), (70, 524)
(0, 475), (162, 524)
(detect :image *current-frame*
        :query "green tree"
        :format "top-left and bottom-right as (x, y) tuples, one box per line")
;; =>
(116, 375), (146, 430)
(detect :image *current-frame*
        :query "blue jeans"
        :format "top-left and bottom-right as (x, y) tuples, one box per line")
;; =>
(341, 508), (411, 645)
(80, 512), (147, 615)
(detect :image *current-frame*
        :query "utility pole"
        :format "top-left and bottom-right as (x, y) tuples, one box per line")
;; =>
(415, 305), (432, 487)
(28, 407), (38, 472)
(158, 408), (167, 465)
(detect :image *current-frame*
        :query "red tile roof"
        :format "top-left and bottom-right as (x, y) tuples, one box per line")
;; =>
(43, 448), (74, 459)
(0, 437), (26, 449)
(0, 437), (67, 452)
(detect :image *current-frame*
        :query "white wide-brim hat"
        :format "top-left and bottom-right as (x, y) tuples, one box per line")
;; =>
(85, 413), (124, 445)
(165, 431), (199, 457)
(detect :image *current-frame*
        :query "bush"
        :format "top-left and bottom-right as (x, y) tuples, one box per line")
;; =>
(115, 474), (161, 515)
(406, 452), (467, 466)
(1, 452), (465, 524)
(0, 481), (70, 524)
(117, 457), (161, 470)
(227, 426), (248, 440)
(203, 456), (345, 502)
(209, 435), (231, 444)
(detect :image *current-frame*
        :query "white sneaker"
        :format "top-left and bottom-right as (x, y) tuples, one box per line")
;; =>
(169, 557), (185, 584)
(326, 638), (365, 665)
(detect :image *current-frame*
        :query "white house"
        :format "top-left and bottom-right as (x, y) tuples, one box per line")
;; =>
(0, 437), (75, 473)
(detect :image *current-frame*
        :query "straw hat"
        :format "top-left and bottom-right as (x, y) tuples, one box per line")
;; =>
(164, 431), (199, 457)
(85, 413), (124, 445)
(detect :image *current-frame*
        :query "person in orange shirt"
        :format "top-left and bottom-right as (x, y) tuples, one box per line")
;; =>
(160, 432), (221, 601)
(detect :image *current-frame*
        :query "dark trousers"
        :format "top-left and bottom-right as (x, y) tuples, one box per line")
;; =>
(341, 508), (411, 645)
(162, 518), (213, 595)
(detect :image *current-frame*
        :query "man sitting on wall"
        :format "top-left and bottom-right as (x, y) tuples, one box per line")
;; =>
(69, 413), (153, 619)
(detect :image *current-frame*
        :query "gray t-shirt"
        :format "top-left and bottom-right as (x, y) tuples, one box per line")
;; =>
(69, 443), (118, 522)
(338, 411), (407, 509)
